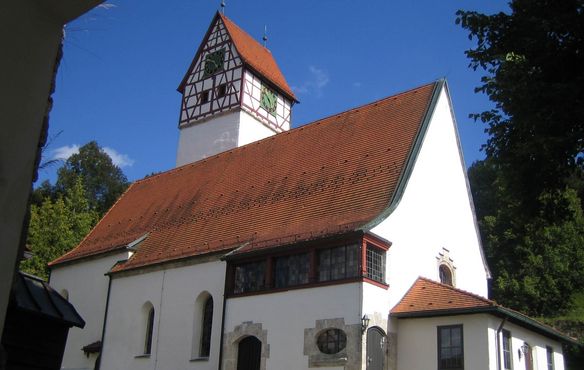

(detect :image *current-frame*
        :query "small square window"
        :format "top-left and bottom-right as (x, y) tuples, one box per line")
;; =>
(217, 84), (227, 98)
(200, 90), (210, 104)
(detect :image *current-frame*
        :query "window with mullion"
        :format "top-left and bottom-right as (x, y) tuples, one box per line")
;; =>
(318, 243), (359, 282)
(274, 253), (310, 288)
(502, 330), (512, 370)
(438, 325), (464, 370)
(234, 261), (266, 293)
(365, 244), (385, 283)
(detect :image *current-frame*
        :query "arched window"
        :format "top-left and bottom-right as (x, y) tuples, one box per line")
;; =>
(439, 264), (453, 286)
(144, 305), (155, 355)
(200, 296), (213, 357)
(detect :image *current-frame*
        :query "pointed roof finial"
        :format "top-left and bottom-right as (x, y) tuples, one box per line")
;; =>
(220, 0), (226, 14)
(262, 25), (268, 47)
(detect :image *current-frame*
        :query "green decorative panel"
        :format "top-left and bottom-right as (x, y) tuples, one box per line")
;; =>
(203, 48), (225, 77)
(260, 86), (277, 116)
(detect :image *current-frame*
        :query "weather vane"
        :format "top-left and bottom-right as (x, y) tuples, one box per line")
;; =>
(263, 25), (268, 47)
(220, 0), (226, 14)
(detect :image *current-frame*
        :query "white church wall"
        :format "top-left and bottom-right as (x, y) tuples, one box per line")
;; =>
(224, 282), (361, 370)
(486, 316), (565, 370)
(371, 86), (489, 311)
(397, 314), (491, 370)
(100, 259), (226, 370)
(237, 109), (280, 147)
(49, 250), (132, 370)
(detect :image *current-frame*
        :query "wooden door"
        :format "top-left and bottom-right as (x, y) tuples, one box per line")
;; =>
(237, 336), (261, 370)
(366, 327), (386, 370)
(524, 344), (533, 370)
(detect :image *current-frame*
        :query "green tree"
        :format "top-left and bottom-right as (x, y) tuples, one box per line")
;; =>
(457, 0), (584, 213)
(21, 177), (98, 279)
(55, 141), (129, 215)
(469, 161), (584, 316)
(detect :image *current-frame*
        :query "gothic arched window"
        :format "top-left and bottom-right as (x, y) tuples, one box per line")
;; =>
(439, 264), (453, 286)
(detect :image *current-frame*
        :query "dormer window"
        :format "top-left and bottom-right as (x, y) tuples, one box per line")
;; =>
(439, 264), (453, 286)
(437, 247), (456, 287)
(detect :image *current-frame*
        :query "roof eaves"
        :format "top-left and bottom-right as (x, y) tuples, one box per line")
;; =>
(391, 304), (579, 346)
(361, 80), (444, 231)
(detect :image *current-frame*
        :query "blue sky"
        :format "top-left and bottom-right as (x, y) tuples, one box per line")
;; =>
(41, 0), (509, 184)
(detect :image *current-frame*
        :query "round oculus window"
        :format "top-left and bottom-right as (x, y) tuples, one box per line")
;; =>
(316, 328), (347, 354)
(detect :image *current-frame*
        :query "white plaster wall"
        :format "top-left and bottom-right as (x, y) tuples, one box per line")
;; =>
(224, 283), (361, 370)
(176, 110), (240, 166)
(238, 109), (279, 147)
(371, 87), (489, 311)
(486, 316), (565, 370)
(100, 259), (226, 370)
(49, 251), (131, 370)
(396, 314), (491, 370)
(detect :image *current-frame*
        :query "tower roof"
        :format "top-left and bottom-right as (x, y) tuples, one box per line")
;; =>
(178, 12), (297, 101)
(50, 81), (440, 270)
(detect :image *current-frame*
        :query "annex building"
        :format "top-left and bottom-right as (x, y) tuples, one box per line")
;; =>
(48, 11), (575, 370)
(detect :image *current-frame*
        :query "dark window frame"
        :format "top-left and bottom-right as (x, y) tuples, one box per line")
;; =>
(316, 328), (347, 354)
(216, 84), (228, 98)
(199, 296), (213, 358)
(228, 233), (389, 296)
(438, 324), (464, 370)
(199, 90), (210, 104)
(502, 329), (512, 370)
(144, 306), (155, 355)
(546, 346), (554, 370)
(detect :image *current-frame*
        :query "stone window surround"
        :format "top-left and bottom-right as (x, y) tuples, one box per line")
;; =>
(436, 247), (457, 287)
(222, 321), (269, 370)
(304, 318), (361, 369)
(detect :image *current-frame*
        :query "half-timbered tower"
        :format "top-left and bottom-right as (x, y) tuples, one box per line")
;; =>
(176, 12), (297, 167)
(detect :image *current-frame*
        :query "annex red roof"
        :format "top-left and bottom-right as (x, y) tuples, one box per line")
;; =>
(390, 277), (578, 344)
(50, 82), (438, 271)
(179, 12), (296, 101)
(391, 277), (493, 315)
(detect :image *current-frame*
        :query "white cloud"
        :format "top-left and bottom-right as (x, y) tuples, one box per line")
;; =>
(51, 144), (134, 168)
(97, 3), (117, 10)
(292, 65), (330, 97)
(103, 147), (135, 168)
(52, 145), (80, 161)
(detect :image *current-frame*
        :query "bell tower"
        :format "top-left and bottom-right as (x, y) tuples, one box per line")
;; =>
(176, 12), (297, 167)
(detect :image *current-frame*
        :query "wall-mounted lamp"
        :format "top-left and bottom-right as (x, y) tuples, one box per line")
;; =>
(361, 314), (370, 333)
(518, 342), (530, 360)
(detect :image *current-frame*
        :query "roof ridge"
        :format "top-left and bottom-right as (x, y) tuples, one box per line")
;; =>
(219, 13), (270, 53)
(135, 81), (439, 188)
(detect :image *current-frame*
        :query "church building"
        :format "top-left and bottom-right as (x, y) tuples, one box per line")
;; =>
(48, 11), (576, 370)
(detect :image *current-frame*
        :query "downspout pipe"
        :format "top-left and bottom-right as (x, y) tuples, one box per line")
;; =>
(495, 317), (508, 370)
(96, 272), (113, 370)
(217, 262), (229, 370)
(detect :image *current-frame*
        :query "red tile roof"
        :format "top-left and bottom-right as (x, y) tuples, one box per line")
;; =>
(219, 13), (296, 101)
(50, 82), (438, 271)
(179, 12), (296, 101)
(391, 277), (493, 315)
(390, 277), (578, 344)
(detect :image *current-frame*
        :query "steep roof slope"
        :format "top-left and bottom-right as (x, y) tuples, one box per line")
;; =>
(179, 12), (296, 101)
(50, 82), (438, 271)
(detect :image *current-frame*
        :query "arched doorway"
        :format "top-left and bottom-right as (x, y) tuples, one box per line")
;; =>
(366, 327), (386, 370)
(237, 336), (262, 370)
